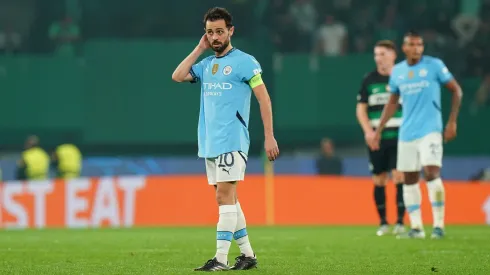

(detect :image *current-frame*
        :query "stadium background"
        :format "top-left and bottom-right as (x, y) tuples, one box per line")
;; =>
(0, 0), (490, 228)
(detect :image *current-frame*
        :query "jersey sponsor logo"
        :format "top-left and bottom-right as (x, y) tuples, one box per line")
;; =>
(203, 82), (233, 90)
(368, 93), (390, 106)
(203, 82), (233, 97)
(212, 64), (219, 75)
(399, 80), (430, 95)
(204, 91), (222, 96)
(223, 65), (232, 75)
(419, 68), (428, 77)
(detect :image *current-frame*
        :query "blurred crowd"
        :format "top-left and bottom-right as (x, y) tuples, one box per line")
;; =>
(0, 0), (488, 98)
(264, 0), (490, 79)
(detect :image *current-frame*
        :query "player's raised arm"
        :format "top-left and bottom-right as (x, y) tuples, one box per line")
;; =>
(437, 61), (463, 142)
(171, 34), (210, 82)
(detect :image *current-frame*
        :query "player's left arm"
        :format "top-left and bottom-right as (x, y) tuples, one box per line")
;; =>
(436, 60), (463, 142)
(250, 75), (279, 161)
(239, 55), (279, 161)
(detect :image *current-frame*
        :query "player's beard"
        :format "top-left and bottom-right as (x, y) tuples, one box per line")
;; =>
(211, 38), (230, 54)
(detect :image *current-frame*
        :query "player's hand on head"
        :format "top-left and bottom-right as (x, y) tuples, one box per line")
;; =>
(265, 136), (279, 161)
(444, 121), (457, 143)
(198, 34), (211, 51)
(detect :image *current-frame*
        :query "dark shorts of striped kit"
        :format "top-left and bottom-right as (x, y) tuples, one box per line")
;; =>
(367, 141), (398, 175)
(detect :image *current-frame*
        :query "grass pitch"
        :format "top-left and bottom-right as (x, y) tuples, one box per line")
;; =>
(0, 226), (489, 274)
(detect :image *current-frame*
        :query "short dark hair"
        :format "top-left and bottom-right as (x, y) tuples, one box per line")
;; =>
(404, 30), (422, 39)
(203, 7), (233, 28)
(375, 40), (396, 51)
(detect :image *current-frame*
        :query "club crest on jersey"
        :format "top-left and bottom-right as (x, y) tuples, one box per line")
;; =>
(223, 65), (232, 75)
(419, 69), (428, 77)
(212, 64), (219, 75)
(408, 70), (414, 79)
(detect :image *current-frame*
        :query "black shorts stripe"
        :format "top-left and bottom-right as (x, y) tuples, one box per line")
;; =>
(237, 151), (248, 164)
(236, 111), (247, 128)
(367, 105), (403, 112)
(189, 68), (198, 83)
(432, 100), (441, 112)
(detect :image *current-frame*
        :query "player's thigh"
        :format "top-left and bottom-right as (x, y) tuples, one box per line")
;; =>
(396, 139), (421, 172)
(368, 147), (390, 181)
(205, 157), (218, 185)
(419, 132), (443, 168)
(215, 151), (248, 184)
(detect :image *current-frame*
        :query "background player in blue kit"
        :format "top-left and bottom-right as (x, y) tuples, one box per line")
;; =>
(172, 7), (279, 271)
(367, 31), (463, 239)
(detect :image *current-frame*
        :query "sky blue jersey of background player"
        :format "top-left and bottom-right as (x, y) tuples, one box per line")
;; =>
(388, 55), (454, 142)
(189, 48), (262, 158)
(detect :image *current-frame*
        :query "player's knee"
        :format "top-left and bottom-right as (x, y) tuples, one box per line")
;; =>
(424, 166), (440, 182)
(215, 183), (236, 205)
(372, 173), (387, 186)
(404, 172), (419, 185)
(392, 170), (404, 183)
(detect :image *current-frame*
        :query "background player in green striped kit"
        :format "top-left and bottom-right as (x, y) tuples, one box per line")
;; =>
(356, 40), (406, 236)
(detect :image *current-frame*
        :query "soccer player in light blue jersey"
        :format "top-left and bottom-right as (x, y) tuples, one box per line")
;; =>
(172, 7), (279, 271)
(367, 31), (463, 239)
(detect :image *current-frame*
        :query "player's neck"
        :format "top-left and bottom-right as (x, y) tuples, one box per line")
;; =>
(377, 66), (392, 76)
(406, 57), (422, 66)
(215, 44), (233, 57)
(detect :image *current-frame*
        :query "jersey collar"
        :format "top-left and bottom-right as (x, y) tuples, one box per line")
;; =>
(406, 56), (424, 67)
(215, 47), (236, 59)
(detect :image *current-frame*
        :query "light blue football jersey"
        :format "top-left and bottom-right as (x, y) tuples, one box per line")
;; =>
(388, 55), (454, 142)
(190, 48), (262, 158)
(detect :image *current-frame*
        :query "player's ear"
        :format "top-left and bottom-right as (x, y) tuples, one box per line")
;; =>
(229, 26), (234, 36)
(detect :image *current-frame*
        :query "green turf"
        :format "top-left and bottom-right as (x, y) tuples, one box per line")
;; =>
(0, 226), (489, 274)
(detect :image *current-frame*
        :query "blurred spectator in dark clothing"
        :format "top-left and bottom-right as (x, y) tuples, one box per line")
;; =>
(466, 19), (490, 77)
(405, 1), (431, 31)
(264, 0), (298, 52)
(422, 29), (450, 58)
(375, 5), (402, 45)
(316, 138), (343, 175)
(289, 0), (317, 52)
(430, 0), (458, 36)
(348, 7), (375, 53)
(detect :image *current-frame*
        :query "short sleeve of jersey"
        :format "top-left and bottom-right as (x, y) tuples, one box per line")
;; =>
(238, 55), (263, 82)
(357, 74), (369, 103)
(190, 57), (210, 83)
(388, 69), (400, 95)
(433, 58), (454, 84)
